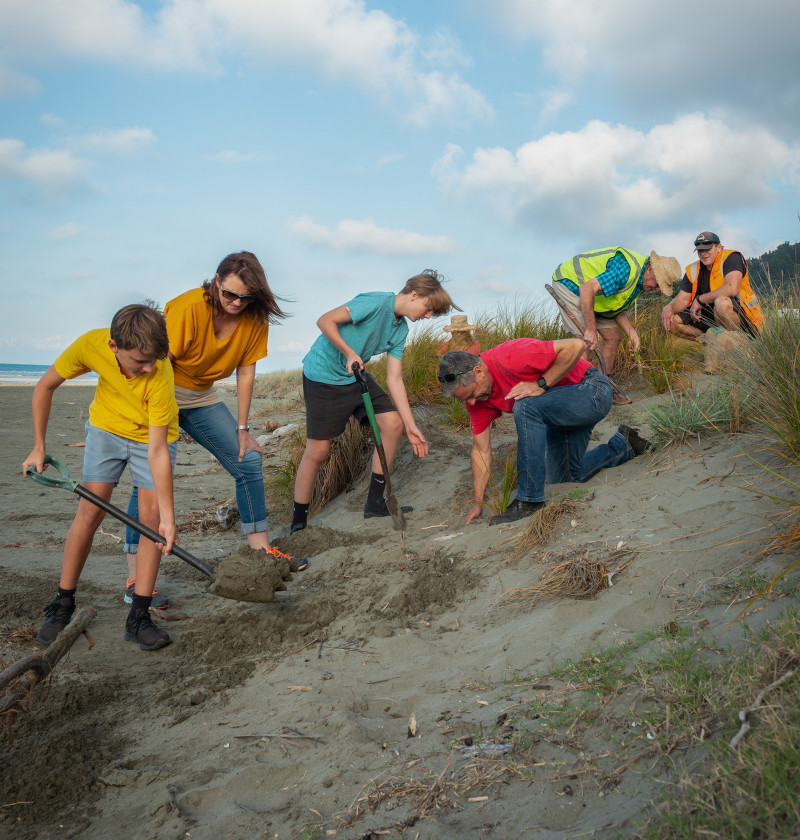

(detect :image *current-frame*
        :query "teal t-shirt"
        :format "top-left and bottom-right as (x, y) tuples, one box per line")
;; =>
(302, 292), (409, 385)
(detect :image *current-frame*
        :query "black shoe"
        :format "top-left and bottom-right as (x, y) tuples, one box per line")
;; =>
(364, 498), (413, 519)
(489, 498), (545, 526)
(35, 596), (75, 646)
(289, 520), (307, 535)
(618, 424), (653, 456)
(124, 611), (171, 651)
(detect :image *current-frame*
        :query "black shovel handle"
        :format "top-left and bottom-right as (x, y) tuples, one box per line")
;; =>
(27, 455), (213, 578)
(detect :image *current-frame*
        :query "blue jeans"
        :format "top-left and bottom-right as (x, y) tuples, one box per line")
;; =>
(512, 368), (634, 503)
(124, 401), (268, 553)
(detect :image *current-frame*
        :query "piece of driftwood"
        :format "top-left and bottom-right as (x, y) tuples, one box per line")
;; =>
(0, 607), (97, 721)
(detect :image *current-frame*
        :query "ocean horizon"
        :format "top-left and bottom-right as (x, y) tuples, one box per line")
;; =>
(0, 363), (236, 385)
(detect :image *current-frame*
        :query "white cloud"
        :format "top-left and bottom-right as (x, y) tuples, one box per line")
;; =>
(0, 0), (492, 127)
(0, 65), (41, 98)
(434, 113), (800, 238)
(288, 215), (457, 256)
(46, 221), (87, 241)
(0, 138), (90, 192)
(41, 113), (66, 127)
(478, 0), (800, 129)
(69, 127), (156, 155)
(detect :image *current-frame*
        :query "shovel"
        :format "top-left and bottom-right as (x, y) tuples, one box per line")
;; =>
(26, 454), (214, 578)
(544, 283), (633, 404)
(352, 364), (407, 532)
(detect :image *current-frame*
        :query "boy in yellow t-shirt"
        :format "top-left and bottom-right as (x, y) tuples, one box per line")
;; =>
(23, 305), (179, 651)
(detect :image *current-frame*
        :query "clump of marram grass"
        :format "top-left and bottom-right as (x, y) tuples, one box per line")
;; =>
(475, 297), (569, 349)
(367, 322), (447, 406)
(503, 496), (583, 553)
(721, 291), (800, 456)
(439, 397), (471, 431)
(645, 384), (746, 449)
(250, 368), (304, 410)
(265, 418), (373, 514)
(502, 553), (612, 603)
(482, 444), (518, 517)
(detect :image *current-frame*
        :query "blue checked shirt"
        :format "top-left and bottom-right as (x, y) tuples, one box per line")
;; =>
(560, 252), (644, 299)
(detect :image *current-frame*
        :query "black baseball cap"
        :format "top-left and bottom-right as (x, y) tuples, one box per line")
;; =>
(694, 231), (720, 251)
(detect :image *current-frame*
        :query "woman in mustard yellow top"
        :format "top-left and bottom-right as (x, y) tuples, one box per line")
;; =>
(124, 252), (307, 596)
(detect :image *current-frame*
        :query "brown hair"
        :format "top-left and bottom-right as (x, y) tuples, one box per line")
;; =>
(202, 251), (288, 325)
(110, 304), (170, 359)
(399, 269), (461, 317)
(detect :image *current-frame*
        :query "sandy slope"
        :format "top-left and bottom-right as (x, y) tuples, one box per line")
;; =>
(1, 382), (798, 840)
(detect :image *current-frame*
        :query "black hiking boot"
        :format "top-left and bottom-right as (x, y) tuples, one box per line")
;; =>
(489, 498), (545, 526)
(364, 498), (414, 519)
(124, 610), (171, 651)
(618, 424), (653, 456)
(35, 596), (76, 646)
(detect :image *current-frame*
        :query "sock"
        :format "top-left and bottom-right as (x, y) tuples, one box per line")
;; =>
(291, 501), (310, 530)
(128, 593), (152, 621)
(366, 472), (386, 507)
(56, 586), (76, 602)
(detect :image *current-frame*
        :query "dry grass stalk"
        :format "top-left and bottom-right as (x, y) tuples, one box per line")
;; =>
(501, 497), (583, 555)
(502, 549), (634, 604)
(177, 496), (238, 533)
(338, 750), (526, 829)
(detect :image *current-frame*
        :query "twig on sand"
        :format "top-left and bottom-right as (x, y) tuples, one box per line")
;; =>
(0, 607), (97, 737)
(730, 669), (795, 748)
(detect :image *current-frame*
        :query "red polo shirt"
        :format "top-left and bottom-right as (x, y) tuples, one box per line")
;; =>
(466, 338), (592, 435)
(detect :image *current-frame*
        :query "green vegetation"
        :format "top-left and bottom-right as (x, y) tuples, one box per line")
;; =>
(747, 240), (800, 294)
(645, 384), (744, 449)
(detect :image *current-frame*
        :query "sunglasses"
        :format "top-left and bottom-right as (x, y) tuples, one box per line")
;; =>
(219, 286), (255, 302)
(437, 368), (474, 384)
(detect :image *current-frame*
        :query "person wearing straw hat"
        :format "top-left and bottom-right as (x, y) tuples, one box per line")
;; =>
(549, 247), (681, 380)
(441, 314), (478, 353)
(660, 231), (763, 341)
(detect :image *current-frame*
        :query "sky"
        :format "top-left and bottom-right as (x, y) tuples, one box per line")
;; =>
(1, 0), (799, 372)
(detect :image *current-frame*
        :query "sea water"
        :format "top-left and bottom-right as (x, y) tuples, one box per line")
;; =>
(0, 364), (98, 383)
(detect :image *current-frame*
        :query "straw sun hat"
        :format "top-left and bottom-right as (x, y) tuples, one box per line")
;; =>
(649, 251), (682, 295)
(443, 314), (477, 333)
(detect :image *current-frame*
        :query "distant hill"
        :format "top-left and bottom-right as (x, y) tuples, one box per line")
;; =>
(747, 240), (800, 293)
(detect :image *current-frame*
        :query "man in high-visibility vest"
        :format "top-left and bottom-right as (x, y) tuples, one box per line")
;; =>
(550, 247), (681, 377)
(660, 232), (763, 340)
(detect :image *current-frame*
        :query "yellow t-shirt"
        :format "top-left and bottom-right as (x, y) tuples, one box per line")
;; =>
(54, 329), (179, 443)
(165, 288), (269, 391)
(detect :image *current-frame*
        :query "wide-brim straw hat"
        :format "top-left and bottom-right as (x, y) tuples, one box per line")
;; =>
(649, 251), (682, 295)
(443, 314), (477, 333)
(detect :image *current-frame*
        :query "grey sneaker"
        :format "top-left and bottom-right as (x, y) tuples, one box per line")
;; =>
(124, 611), (171, 651)
(618, 424), (653, 456)
(489, 498), (545, 526)
(35, 596), (76, 646)
(124, 578), (169, 609)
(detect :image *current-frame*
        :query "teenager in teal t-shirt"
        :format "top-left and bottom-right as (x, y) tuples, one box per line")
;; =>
(291, 271), (460, 532)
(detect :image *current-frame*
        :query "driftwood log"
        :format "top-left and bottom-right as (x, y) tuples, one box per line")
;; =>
(0, 607), (97, 725)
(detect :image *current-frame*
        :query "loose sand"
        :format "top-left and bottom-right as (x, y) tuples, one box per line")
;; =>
(1, 380), (798, 839)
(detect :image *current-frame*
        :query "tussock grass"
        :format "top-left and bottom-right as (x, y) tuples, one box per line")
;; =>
(475, 297), (569, 348)
(721, 292), (800, 455)
(266, 419), (373, 514)
(439, 397), (471, 431)
(645, 385), (745, 449)
(251, 368), (304, 413)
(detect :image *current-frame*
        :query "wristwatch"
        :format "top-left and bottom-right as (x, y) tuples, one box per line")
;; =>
(536, 377), (549, 391)
(237, 424), (250, 431)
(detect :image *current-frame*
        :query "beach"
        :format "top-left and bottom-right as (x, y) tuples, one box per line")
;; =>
(1, 380), (797, 839)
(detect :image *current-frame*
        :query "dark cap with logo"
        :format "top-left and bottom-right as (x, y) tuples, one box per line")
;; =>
(694, 231), (721, 251)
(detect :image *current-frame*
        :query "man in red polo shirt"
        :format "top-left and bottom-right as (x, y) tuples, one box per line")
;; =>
(438, 338), (651, 525)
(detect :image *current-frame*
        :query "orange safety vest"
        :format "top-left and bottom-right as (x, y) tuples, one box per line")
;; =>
(685, 249), (763, 330)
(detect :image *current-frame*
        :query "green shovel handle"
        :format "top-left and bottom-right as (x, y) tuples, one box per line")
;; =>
(352, 363), (382, 446)
(25, 454), (79, 491)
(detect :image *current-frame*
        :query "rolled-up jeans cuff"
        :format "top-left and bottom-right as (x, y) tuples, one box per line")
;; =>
(123, 541), (138, 555)
(241, 518), (269, 536)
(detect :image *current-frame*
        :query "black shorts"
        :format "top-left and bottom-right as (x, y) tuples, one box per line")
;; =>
(677, 297), (759, 338)
(302, 373), (396, 440)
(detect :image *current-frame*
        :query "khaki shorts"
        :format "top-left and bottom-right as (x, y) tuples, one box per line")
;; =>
(550, 282), (620, 335)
